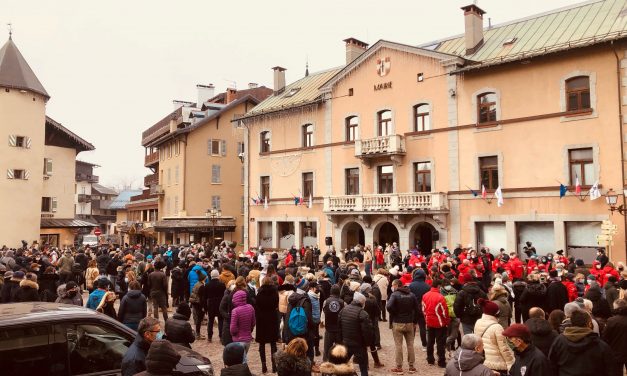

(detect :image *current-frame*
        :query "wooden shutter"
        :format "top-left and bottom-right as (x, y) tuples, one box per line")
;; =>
(221, 140), (227, 156)
(52, 197), (58, 212)
(216, 196), (221, 210)
(211, 165), (221, 183)
(24, 170), (30, 180)
(25, 137), (32, 149)
(45, 158), (53, 176)
(207, 140), (212, 155)
(8, 135), (16, 147)
(6, 169), (14, 179)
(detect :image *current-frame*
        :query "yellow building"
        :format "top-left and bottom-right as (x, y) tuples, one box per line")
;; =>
(141, 85), (272, 247)
(240, 1), (627, 263)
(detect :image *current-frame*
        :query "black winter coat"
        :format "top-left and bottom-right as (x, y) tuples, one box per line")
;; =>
(165, 312), (195, 348)
(525, 317), (558, 358)
(118, 289), (147, 325)
(549, 329), (618, 376)
(221, 364), (253, 376)
(38, 273), (59, 302)
(323, 296), (345, 332)
(546, 280), (569, 313)
(283, 291), (315, 343)
(255, 284), (280, 343)
(585, 286), (612, 319)
(13, 280), (40, 302)
(121, 335), (149, 376)
(205, 278), (226, 314)
(386, 286), (420, 324)
(453, 282), (488, 325)
(274, 349), (311, 376)
(170, 267), (185, 299)
(601, 305), (627, 364)
(520, 281), (547, 318)
(74, 252), (89, 271)
(509, 344), (552, 376)
(338, 301), (374, 348)
(1, 278), (17, 303)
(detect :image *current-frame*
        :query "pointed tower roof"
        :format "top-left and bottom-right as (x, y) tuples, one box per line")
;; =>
(0, 38), (49, 99)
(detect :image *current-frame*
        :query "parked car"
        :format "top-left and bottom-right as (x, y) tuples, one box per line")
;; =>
(0, 302), (213, 375)
(82, 234), (99, 247)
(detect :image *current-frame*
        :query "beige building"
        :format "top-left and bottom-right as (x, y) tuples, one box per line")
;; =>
(240, 0), (627, 263)
(141, 84), (272, 247)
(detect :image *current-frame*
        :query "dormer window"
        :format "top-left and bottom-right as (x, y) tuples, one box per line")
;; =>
(284, 87), (301, 98)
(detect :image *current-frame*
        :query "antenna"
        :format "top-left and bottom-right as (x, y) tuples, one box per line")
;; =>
(7, 23), (12, 40)
(305, 55), (309, 77)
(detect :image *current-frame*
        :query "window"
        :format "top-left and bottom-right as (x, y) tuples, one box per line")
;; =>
(377, 110), (392, 136)
(0, 325), (52, 375)
(241, 167), (245, 185)
(210, 139), (220, 155)
(211, 164), (221, 183)
(175, 165), (179, 184)
(8, 135), (30, 148)
(260, 176), (270, 199)
(346, 116), (359, 141)
(174, 196), (179, 214)
(212, 195), (221, 210)
(174, 140), (180, 156)
(345, 168), (359, 195)
(414, 104), (431, 132)
(241, 196), (245, 213)
(44, 158), (53, 176)
(167, 168), (171, 185)
(8, 169), (27, 180)
(260, 131), (270, 153)
(302, 172), (313, 198)
(479, 156), (498, 190)
(42, 197), (57, 212)
(237, 142), (244, 156)
(167, 143), (172, 158)
(566, 76), (591, 112)
(569, 148), (594, 186)
(477, 92), (497, 124)
(414, 162), (432, 192)
(378, 165), (393, 194)
(166, 197), (171, 215)
(302, 124), (313, 147)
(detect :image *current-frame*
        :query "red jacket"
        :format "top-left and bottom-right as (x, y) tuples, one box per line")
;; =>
(508, 258), (525, 280)
(421, 287), (450, 328)
(562, 280), (578, 302)
(400, 272), (413, 286)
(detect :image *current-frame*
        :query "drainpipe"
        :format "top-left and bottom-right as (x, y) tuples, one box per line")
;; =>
(181, 134), (188, 213)
(613, 42), (626, 260)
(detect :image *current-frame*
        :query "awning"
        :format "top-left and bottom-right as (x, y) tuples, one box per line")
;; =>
(41, 218), (98, 228)
(154, 217), (236, 232)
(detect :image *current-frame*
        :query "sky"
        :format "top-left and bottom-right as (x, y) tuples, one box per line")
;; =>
(1, 0), (578, 188)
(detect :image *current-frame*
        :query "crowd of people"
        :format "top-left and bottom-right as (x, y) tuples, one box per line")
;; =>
(1, 240), (627, 376)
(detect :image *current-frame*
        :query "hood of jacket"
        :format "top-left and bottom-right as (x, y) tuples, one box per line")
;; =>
(490, 286), (509, 301)
(232, 290), (247, 307)
(451, 348), (485, 371)
(526, 281), (546, 296)
(525, 317), (553, 336)
(462, 282), (482, 296)
(562, 327), (597, 352)
(274, 350), (311, 375)
(319, 361), (356, 375)
(126, 289), (143, 299)
(287, 291), (307, 306)
(221, 270), (235, 279)
(396, 286), (411, 295)
(585, 285), (602, 301)
(20, 279), (38, 290)
(412, 269), (426, 281)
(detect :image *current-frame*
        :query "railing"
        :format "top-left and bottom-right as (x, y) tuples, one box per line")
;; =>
(76, 173), (99, 183)
(144, 152), (159, 166)
(324, 192), (447, 212)
(77, 194), (92, 203)
(144, 173), (158, 187)
(354, 134), (405, 156)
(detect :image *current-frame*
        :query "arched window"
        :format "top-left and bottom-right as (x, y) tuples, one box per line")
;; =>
(260, 131), (270, 153)
(477, 92), (497, 124)
(413, 104), (431, 132)
(345, 116), (359, 141)
(302, 124), (313, 147)
(377, 110), (392, 136)
(566, 76), (590, 111)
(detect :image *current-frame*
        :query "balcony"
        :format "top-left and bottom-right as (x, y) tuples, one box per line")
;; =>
(354, 135), (405, 167)
(77, 194), (92, 203)
(323, 192), (447, 213)
(144, 173), (158, 187)
(155, 185), (165, 195)
(76, 173), (99, 183)
(145, 152), (159, 167)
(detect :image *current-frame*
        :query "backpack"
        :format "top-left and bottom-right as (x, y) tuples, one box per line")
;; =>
(189, 281), (202, 304)
(465, 294), (483, 318)
(288, 299), (308, 336)
(444, 294), (456, 318)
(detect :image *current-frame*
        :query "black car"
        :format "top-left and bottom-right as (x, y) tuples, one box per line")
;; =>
(0, 302), (213, 376)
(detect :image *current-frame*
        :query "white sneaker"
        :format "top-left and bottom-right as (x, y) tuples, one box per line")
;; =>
(421, 346), (427, 352)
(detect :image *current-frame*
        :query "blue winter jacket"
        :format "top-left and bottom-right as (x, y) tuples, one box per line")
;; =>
(188, 265), (208, 294)
(86, 289), (106, 310)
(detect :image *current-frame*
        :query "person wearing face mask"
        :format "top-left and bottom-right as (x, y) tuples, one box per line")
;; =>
(444, 334), (494, 376)
(55, 281), (83, 306)
(121, 317), (163, 376)
(596, 249), (609, 268)
(502, 324), (552, 376)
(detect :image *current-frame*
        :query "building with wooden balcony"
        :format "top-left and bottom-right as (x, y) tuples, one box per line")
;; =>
(239, 1), (627, 263)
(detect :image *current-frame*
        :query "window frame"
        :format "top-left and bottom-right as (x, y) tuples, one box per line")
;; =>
(260, 176), (270, 200)
(211, 164), (221, 184)
(345, 116), (359, 141)
(477, 92), (497, 124)
(479, 156), (499, 190)
(345, 168), (360, 195)
(260, 131), (271, 153)
(413, 104), (431, 132)
(377, 110), (392, 137)
(302, 124), (314, 148)
(568, 147), (594, 186)
(565, 76), (591, 112)
(377, 164), (394, 194)
(414, 162), (432, 192)
(302, 172), (313, 198)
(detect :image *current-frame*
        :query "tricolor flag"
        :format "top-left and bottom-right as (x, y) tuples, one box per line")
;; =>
(481, 185), (487, 199)
(264, 196), (268, 209)
(575, 176), (582, 195)
(250, 197), (259, 205)
(495, 186), (504, 207)
(308, 193), (313, 209)
(589, 180), (601, 200)
(559, 184), (568, 198)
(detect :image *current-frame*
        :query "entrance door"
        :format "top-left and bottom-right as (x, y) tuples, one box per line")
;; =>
(412, 222), (436, 253)
(345, 222), (365, 250)
(378, 165), (393, 194)
(378, 222), (399, 247)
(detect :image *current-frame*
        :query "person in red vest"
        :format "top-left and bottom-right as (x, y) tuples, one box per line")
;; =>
(421, 279), (450, 368)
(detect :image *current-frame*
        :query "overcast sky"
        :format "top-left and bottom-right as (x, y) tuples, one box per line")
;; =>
(2, 0), (577, 188)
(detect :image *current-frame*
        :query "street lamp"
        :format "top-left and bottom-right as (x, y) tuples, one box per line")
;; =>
(605, 188), (627, 216)
(206, 207), (222, 247)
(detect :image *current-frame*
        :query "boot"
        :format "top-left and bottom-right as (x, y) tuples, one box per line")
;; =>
(372, 350), (384, 368)
(271, 357), (276, 373)
(261, 360), (267, 374)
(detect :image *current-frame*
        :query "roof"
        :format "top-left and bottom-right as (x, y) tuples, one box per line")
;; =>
(91, 183), (118, 196)
(425, 0), (627, 70)
(108, 189), (142, 210)
(154, 217), (237, 231)
(40, 218), (98, 228)
(241, 67), (342, 119)
(76, 160), (100, 167)
(142, 106), (183, 146)
(45, 116), (95, 152)
(0, 38), (49, 98)
(205, 85), (273, 104)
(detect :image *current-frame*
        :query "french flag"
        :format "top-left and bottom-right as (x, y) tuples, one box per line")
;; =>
(575, 177), (582, 195)
(481, 185), (487, 199)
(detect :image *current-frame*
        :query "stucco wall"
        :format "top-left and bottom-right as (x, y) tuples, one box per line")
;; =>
(43, 145), (77, 218)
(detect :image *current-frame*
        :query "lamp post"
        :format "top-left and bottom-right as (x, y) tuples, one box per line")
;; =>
(206, 207), (222, 248)
(605, 188), (627, 216)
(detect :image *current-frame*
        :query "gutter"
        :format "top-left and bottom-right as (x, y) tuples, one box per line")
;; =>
(613, 42), (626, 260)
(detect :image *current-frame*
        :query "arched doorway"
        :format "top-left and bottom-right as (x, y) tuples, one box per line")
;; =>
(343, 222), (365, 250)
(411, 222), (437, 253)
(377, 222), (399, 247)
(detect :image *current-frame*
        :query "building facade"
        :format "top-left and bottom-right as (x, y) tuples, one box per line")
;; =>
(241, 0), (627, 263)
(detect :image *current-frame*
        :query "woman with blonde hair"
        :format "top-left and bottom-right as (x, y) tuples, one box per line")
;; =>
(85, 260), (99, 293)
(274, 337), (312, 376)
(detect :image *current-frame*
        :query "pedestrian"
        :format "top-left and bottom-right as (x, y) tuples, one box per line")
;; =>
(222, 342), (253, 376)
(319, 344), (358, 376)
(118, 280), (147, 330)
(546, 270), (569, 313)
(284, 280), (315, 364)
(408, 268), (430, 349)
(170, 262), (185, 307)
(189, 270), (207, 339)
(96, 290), (117, 319)
(38, 266), (59, 301)
(386, 278), (420, 374)
(519, 273), (547, 322)
(255, 277), (280, 374)
(489, 283), (511, 329)
(148, 261), (169, 322)
(422, 279), (450, 368)
(165, 302), (195, 348)
(601, 298), (627, 374)
(85, 259), (99, 293)
(57, 249), (74, 284)
(359, 282), (384, 368)
(338, 291), (373, 376)
(13, 272), (40, 302)
(121, 317), (162, 376)
(274, 337), (312, 376)
(322, 284), (345, 362)
(445, 334), (494, 376)
(473, 298), (514, 375)
(524, 307), (557, 357)
(230, 289), (256, 362)
(454, 274), (488, 334)
(373, 269), (389, 321)
(206, 269), (226, 342)
(502, 323), (552, 376)
(134, 339), (181, 376)
(55, 281), (83, 306)
(1, 271), (17, 303)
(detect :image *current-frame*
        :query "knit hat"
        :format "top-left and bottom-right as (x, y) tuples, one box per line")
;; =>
(587, 274), (596, 281)
(502, 324), (531, 341)
(478, 298), (499, 316)
(575, 259), (584, 267)
(145, 340), (181, 374)
(352, 291), (366, 306)
(13, 271), (25, 279)
(359, 283), (372, 295)
(327, 344), (352, 365)
(4, 271), (13, 279)
(350, 269), (360, 279)
(223, 342), (245, 366)
(65, 281), (78, 290)
(210, 269), (219, 279)
(176, 303), (192, 320)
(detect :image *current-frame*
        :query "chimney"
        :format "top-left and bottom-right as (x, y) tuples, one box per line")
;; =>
(173, 100), (193, 111)
(272, 66), (286, 93)
(226, 87), (237, 104)
(461, 4), (486, 55)
(196, 84), (215, 106)
(343, 37), (369, 65)
(248, 83), (258, 89)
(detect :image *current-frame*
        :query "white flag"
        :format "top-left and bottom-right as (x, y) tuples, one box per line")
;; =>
(495, 186), (504, 207)
(308, 193), (313, 209)
(589, 180), (601, 200)
(264, 196), (268, 209)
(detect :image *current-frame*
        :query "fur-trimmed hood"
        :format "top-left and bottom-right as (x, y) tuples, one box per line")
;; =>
(273, 349), (311, 375)
(319, 361), (357, 375)
(20, 279), (38, 290)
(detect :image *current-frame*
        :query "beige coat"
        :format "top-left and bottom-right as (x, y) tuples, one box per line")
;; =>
(473, 314), (514, 371)
(489, 286), (512, 329)
(85, 267), (99, 290)
(373, 273), (389, 300)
